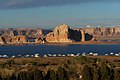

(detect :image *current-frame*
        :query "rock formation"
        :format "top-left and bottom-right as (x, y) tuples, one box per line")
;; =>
(11, 35), (29, 44)
(0, 37), (5, 44)
(77, 27), (120, 41)
(35, 37), (44, 43)
(1, 26), (120, 44)
(0, 28), (44, 44)
(46, 24), (74, 42)
(69, 29), (82, 42)
(81, 30), (85, 42)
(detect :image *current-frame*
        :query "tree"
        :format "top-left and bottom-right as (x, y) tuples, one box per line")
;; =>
(45, 69), (57, 80)
(66, 69), (79, 80)
(56, 66), (67, 80)
(109, 69), (114, 80)
(0, 76), (2, 80)
(90, 66), (100, 80)
(17, 71), (28, 80)
(114, 69), (120, 80)
(82, 64), (92, 80)
(33, 69), (43, 80)
(17, 69), (43, 80)
(99, 61), (110, 80)
(10, 74), (16, 80)
(77, 56), (88, 64)
(27, 70), (34, 80)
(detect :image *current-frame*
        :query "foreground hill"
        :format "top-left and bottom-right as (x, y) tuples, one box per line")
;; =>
(0, 56), (119, 80)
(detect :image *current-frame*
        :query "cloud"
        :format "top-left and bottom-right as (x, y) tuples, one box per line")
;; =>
(0, 0), (119, 9)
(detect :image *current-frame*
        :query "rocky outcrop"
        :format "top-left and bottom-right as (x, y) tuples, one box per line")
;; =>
(77, 27), (120, 41)
(0, 28), (44, 44)
(0, 37), (5, 44)
(3, 26), (120, 44)
(46, 24), (74, 42)
(35, 37), (44, 43)
(92, 28), (120, 38)
(81, 30), (85, 42)
(11, 35), (29, 44)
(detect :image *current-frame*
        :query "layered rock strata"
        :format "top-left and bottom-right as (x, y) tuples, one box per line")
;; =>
(46, 24), (74, 42)
(0, 37), (5, 44)
(11, 35), (29, 44)
(46, 24), (81, 42)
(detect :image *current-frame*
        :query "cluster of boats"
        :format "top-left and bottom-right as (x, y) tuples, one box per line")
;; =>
(0, 54), (40, 58)
(43, 52), (120, 57)
(0, 52), (119, 58)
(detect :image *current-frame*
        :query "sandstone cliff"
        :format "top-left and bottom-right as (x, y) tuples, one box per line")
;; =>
(77, 27), (120, 41)
(1, 26), (120, 44)
(11, 35), (29, 44)
(0, 28), (44, 44)
(35, 37), (44, 43)
(46, 24), (74, 42)
(0, 37), (5, 44)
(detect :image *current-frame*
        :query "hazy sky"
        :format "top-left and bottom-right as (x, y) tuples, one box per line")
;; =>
(0, 0), (120, 28)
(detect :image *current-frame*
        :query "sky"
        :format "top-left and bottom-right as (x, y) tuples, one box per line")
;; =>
(0, 0), (120, 28)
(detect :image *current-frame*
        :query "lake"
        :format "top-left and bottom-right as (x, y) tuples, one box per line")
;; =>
(0, 44), (120, 57)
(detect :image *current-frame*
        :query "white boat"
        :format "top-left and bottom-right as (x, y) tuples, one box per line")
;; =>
(48, 54), (52, 57)
(76, 53), (80, 56)
(105, 54), (108, 56)
(58, 54), (62, 57)
(62, 55), (66, 57)
(3, 55), (8, 58)
(43, 54), (47, 57)
(82, 52), (86, 56)
(12, 55), (15, 58)
(53, 54), (57, 57)
(115, 54), (119, 56)
(110, 52), (114, 55)
(34, 54), (39, 57)
(93, 53), (98, 56)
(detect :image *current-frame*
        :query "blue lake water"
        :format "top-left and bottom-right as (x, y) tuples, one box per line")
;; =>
(0, 44), (120, 57)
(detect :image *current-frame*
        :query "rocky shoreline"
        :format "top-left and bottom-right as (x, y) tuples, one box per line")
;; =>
(0, 41), (120, 46)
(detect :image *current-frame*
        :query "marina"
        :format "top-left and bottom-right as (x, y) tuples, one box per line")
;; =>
(0, 44), (120, 58)
(0, 52), (120, 58)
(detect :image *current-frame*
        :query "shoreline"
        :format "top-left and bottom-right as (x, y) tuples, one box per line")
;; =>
(0, 41), (120, 46)
(0, 55), (119, 59)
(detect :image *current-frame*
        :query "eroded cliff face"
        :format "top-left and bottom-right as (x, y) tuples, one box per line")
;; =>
(0, 37), (5, 44)
(77, 27), (120, 41)
(46, 24), (74, 42)
(11, 35), (29, 44)
(35, 37), (44, 43)
(1, 25), (120, 44)
(0, 28), (44, 44)
(45, 24), (84, 42)
(81, 27), (120, 37)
